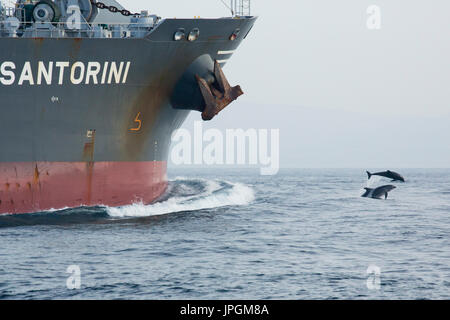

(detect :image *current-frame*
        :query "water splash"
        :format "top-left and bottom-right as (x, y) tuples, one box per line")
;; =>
(106, 178), (255, 218)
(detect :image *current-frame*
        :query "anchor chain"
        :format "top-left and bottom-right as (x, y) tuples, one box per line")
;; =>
(90, 1), (140, 17)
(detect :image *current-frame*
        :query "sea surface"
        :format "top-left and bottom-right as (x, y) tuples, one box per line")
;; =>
(0, 168), (449, 300)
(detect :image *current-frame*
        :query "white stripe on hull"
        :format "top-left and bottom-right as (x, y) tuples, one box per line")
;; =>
(217, 50), (235, 55)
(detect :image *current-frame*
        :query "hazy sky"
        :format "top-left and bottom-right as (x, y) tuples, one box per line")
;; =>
(122, 0), (450, 168)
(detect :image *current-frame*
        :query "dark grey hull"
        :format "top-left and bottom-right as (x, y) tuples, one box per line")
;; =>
(0, 17), (256, 163)
(0, 17), (256, 214)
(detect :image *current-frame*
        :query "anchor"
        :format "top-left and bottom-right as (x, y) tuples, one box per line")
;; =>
(195, 60), (244, 121)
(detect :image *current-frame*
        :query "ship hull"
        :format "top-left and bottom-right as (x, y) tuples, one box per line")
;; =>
(0, 161), (167, 214)
(0, 17), (256, 214)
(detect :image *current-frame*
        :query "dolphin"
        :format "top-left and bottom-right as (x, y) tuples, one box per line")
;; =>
(362, 185), (397, 199)
(366, 170), (405, 182)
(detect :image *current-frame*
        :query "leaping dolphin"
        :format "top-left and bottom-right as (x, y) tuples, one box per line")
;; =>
(362, 185), (397, 199)
(366, 170), (405, 182)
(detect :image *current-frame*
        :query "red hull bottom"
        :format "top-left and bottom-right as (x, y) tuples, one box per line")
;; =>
(0, 161), (167, 215)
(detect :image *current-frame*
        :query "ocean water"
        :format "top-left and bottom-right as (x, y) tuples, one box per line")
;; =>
(0, 168), (449, 300)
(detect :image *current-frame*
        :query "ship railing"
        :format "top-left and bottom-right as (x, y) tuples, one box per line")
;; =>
(5, 7), (13, 16)
(231, 0), (251, 17)
(2, 5), (15, 17)
(4, 21), (157, 39)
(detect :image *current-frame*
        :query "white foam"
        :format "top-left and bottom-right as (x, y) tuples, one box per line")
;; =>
(106, 179), (255, 218)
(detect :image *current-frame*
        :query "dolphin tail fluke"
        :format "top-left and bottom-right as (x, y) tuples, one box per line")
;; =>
(366, 171), (372, 180)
